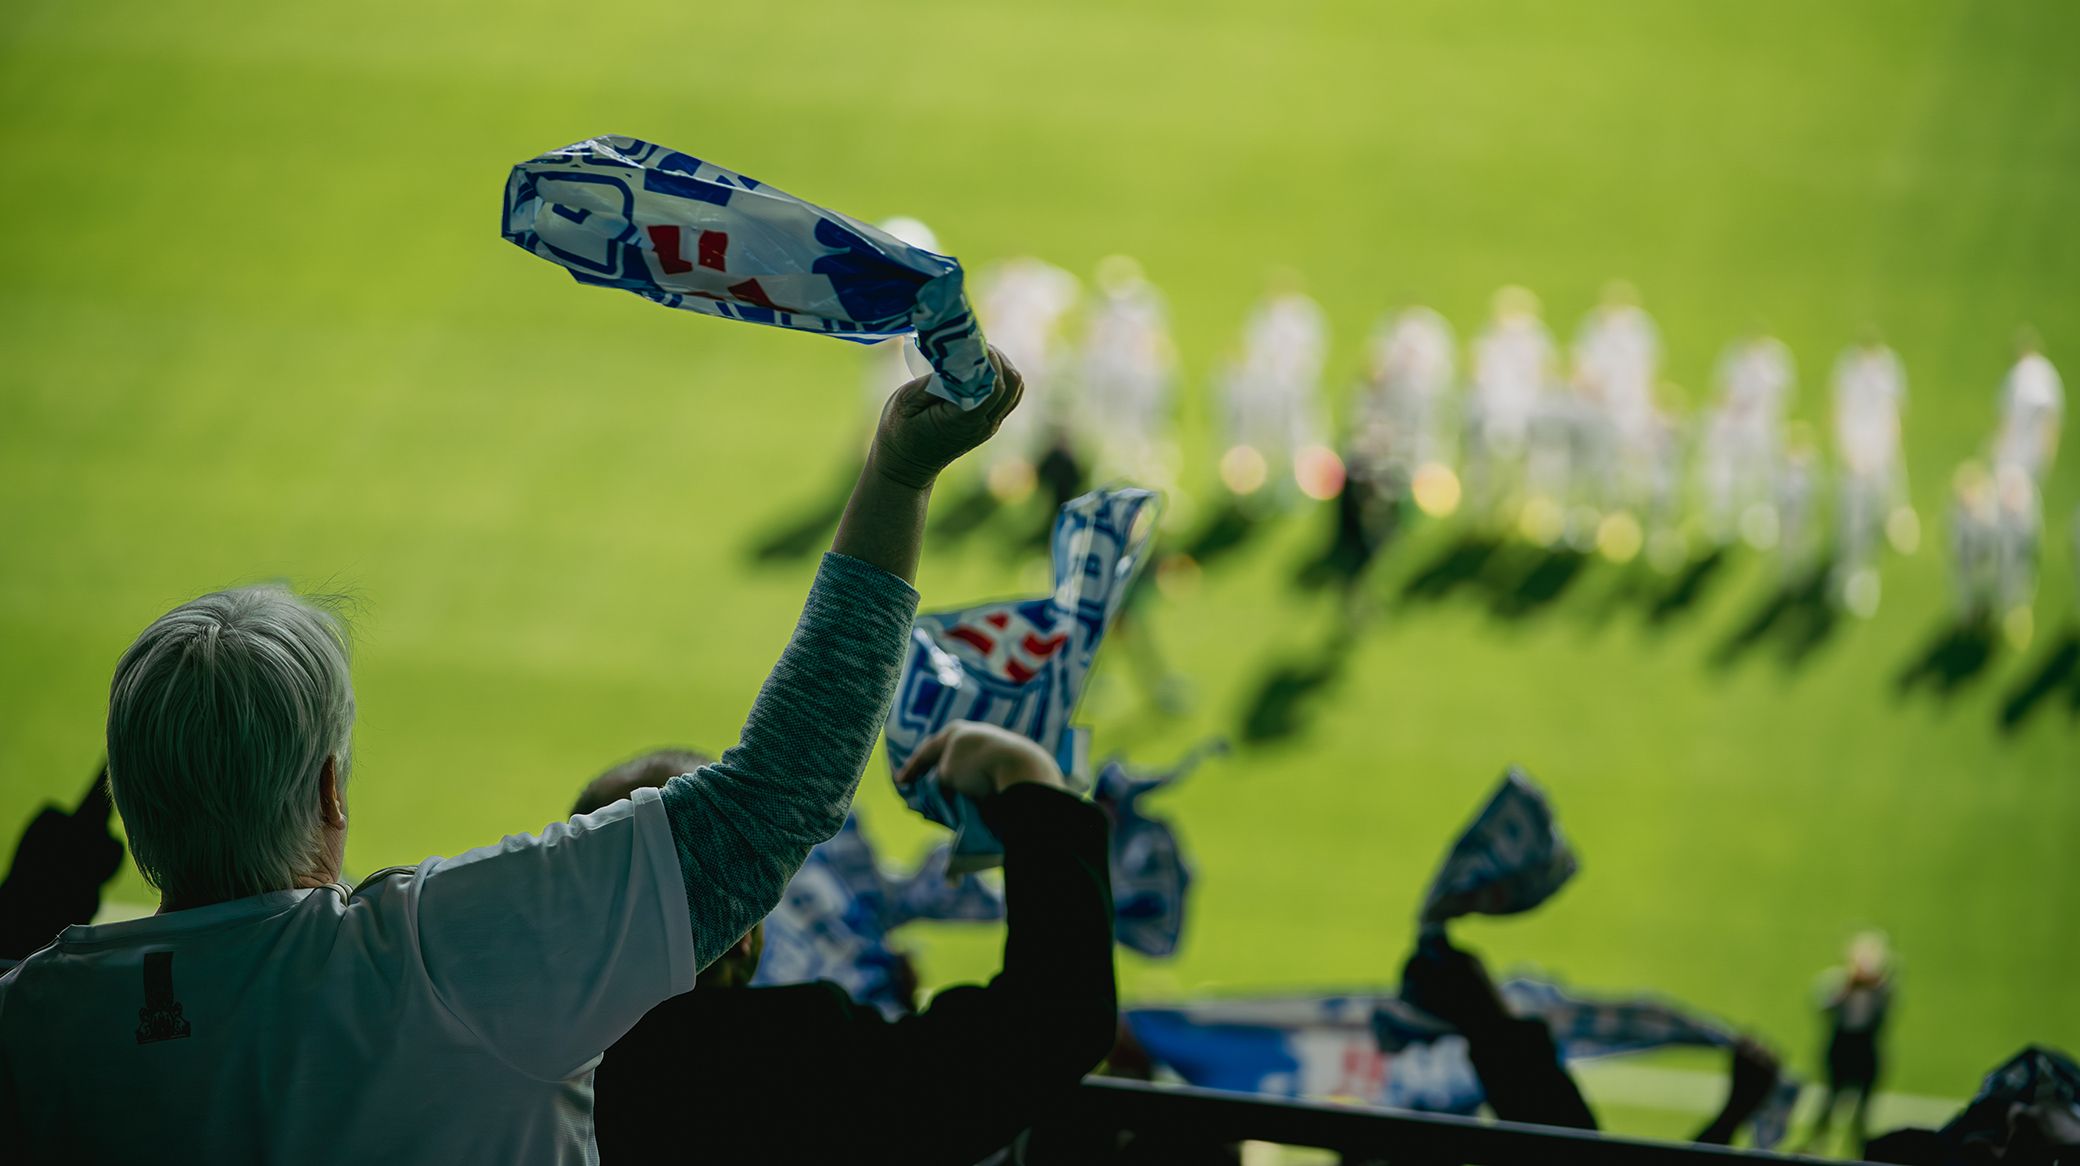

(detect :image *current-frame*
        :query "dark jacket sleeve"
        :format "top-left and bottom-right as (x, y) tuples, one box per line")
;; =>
(592, 783), (1117, 1165)
(826, 784), (1117, 1165)
(1464, 1016), (1600, 1131)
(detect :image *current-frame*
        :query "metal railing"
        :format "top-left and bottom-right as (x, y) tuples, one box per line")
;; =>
(1053, 1079), (1862, 1165)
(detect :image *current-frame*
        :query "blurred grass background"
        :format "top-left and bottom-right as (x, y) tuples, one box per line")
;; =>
(2, 0), (2075, 1133)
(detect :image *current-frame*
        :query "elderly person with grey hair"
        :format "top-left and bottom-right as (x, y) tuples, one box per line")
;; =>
(0, 354), (1023, 1165)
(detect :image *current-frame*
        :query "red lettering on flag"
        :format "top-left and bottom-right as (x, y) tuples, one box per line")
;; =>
(949, 626), (996, 655)
(728, 278), (792, 312)
(647, 225), (692, 274)
(698, 231), (728, 271)
(1004, 660), (1036, 684)
(985, 613), (1010, 630)
(1022, 632), (1067, 658)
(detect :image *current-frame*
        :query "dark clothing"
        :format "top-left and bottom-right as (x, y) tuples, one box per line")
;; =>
(0, 775), (123, 961)
(1829, 1028), (1881, 1091)
(595, 783), (1117, 1165)
(1463, 1017), (1600, 1132)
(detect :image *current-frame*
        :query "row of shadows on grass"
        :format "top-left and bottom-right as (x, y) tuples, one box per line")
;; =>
(743, 473), (2080, 747)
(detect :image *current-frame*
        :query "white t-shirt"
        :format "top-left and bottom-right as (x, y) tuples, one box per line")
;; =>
(0, 785), (694, 1165)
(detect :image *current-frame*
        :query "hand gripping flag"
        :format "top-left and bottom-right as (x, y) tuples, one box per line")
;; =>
(502, 136), (996, 408)
(888, 488), (1159, 872)
(1418, 768), (1578, 930)
(1093, 740), (1227, 958)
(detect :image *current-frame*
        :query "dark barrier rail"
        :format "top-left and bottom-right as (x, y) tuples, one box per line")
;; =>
(1055, 1078), (1865, 1165)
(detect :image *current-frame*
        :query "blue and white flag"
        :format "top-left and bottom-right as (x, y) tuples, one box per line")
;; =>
(889, 488), (1159, 871)
(883, 842), (1007, 930)
(1127, 996), (1488, 1114)
(1093, 740), (1226, 958)
(502, 135), (996, 408)
(1419, 768), (1577, 929)
(753, 815), (909, 1014)
(752, 812), (1001, 1017)
(1946, 1045), (2080, 1150)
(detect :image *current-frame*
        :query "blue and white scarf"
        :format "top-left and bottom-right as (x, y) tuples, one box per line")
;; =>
(502, 135), (995, 408)
(1420, 767), (1578, 929)
(888, 488), (1158, 870)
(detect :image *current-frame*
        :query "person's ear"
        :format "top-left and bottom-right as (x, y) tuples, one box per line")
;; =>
(731, 931), (757, 960)
(318, 757), (347, 830)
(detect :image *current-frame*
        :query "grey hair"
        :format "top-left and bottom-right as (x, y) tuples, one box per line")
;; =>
(106, 585), (356, 906)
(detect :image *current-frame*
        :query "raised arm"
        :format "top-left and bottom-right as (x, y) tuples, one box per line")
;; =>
(659, 354), (1024, 970)
(868, 723), (1118, 1164)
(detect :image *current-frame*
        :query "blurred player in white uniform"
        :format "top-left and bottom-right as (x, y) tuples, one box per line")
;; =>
(1775, 423), (1825, 582)
(1220, 273), (1331, 500)
(1570, 281), (1664, 523)
(1703, 331), (1797, 548)
(973, 256), (1082, 501)
(1351, 307), (1458, 510)
(1982, 334), (2064, 643)
(1081, 255), (1180, 491)
(1993, 331), (2064, 485)
(1467, 286), (1558, 526)
(1946, 460), (2001, 619)
(1831, 332), (1912, 615)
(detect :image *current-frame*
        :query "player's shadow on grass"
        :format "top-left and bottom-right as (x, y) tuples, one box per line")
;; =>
(1294, 477), (1405, 596)
(1237, 632), (1354, 745)
(1646, 547), (1730, 628)
(1895, 616), (1999, 700)
(1399, 533), (1507, 606)
(746, 468), (856, 564)
(1490, 546), (1590, 621)
(1711, 568), (1839, 671)
(1998, 628), (2080, 732)
(930, 482), (1003, 542)
(1180, 497), (1270, 571)
(1578, 547), (1730, 634)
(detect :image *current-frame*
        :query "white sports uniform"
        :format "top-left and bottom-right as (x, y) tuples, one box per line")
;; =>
(1574, 304), (1663, 453)
(974, 258), (1082, 467)
(1353, 307), (1457, 477)
(1831, 344), (1908, 574)
(1081, 276), (1178, 486)
(1994, 352), (2064, 482)
(1224, 291), (1329, 486)
(1703, 336), (1797, 541)
(1468, 311), (1557, 514)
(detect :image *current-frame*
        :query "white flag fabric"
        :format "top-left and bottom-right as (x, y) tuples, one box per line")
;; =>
(502, 135), (996, 408)
(887, 488), (1158, 871)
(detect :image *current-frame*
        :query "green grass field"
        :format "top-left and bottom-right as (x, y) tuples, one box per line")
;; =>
(3, 0), (2076, 1139)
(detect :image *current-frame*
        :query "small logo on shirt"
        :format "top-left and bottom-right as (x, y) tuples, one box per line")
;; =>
(135, 950), (192, 1045)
